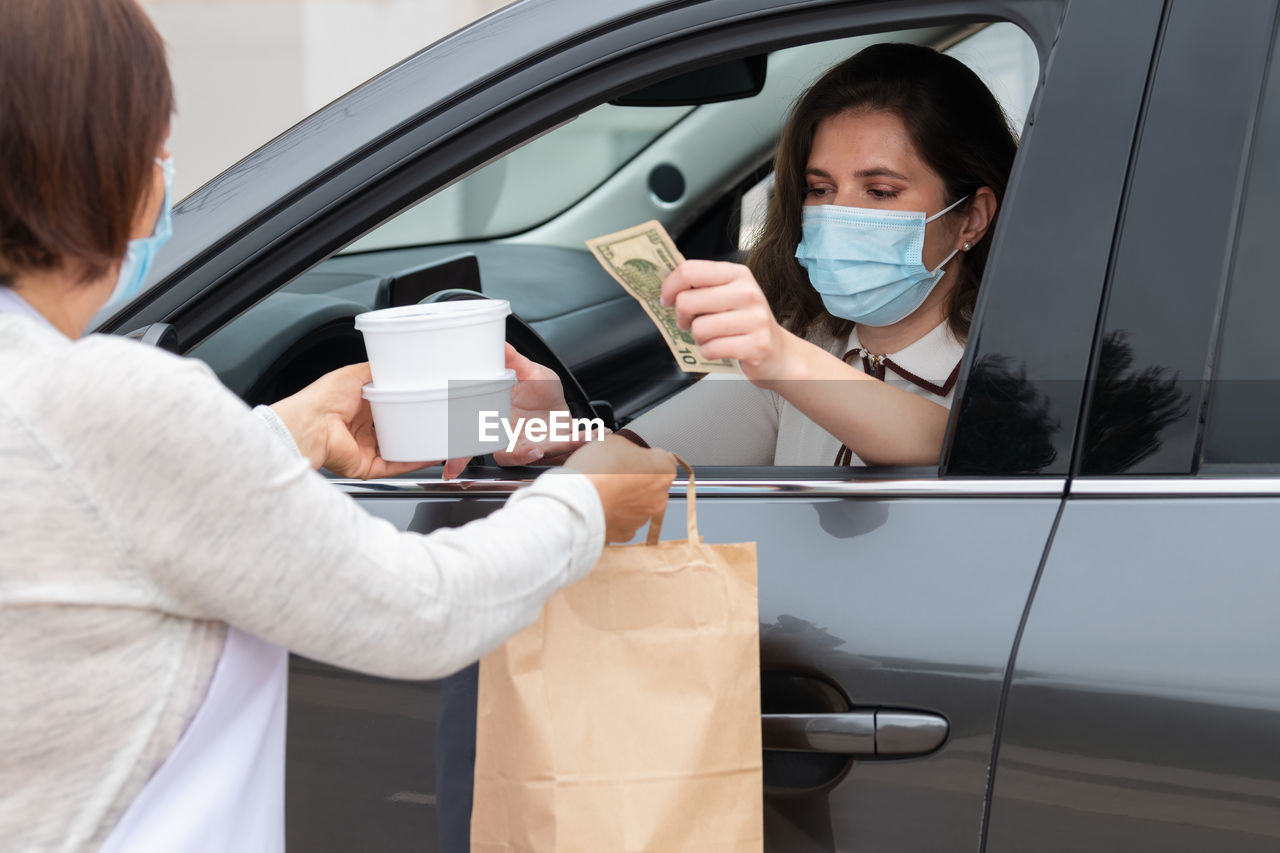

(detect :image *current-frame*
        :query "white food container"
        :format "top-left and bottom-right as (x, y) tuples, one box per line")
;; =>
(354, 300), (511, 389)
(363, 369), (516, 462)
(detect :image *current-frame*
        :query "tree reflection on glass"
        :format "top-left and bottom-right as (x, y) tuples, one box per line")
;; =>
(1082, 330), (1190, 474)
(948, 353), (1060, 474)
(948, 331), (1190, 475)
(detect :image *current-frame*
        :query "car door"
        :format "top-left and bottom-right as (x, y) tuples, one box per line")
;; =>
(99, 1), (1165, 850)
(984, 2), (1280, 850)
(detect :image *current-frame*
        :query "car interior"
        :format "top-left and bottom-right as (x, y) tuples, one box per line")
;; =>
(187, 21), (1039, 475)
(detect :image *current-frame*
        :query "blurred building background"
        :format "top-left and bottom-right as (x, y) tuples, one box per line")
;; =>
(143, 0), (509, 199)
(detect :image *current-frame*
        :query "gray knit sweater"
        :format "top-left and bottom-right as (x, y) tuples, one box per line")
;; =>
(0, 313), (603, 851)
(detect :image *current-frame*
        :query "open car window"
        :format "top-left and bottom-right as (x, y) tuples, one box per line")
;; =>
(190, 21), (1041, 478)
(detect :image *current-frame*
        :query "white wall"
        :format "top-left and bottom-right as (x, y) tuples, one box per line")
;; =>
(142, 0), (509, 200)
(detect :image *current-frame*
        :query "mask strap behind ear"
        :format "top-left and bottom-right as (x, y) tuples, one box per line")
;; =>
(925, 195), (969, 274)
(924, 195), (969, 223)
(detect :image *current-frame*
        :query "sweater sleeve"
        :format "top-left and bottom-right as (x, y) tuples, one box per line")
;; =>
(42, 338), (605, 680)
(251, 404), (302, 457)
(623, 372), (780, 466)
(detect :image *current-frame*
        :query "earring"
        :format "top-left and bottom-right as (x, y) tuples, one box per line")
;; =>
(963, 241), (973, 251)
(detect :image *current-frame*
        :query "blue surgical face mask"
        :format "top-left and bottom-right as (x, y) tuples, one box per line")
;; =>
(108, 156), (174, 307)
(794, 196), (967, 326)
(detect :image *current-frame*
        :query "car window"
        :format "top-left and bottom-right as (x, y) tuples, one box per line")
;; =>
(193, 20), (1041, 478)
(349, 23), (1038, 259)
(343, 103), (695, 253)
(1200, 31), (1280, 472)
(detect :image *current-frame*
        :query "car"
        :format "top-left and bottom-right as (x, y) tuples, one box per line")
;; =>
(98, 0), (1280, 850)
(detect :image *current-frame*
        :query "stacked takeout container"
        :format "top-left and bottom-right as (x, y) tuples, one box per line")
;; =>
(354, 300), (514, 462)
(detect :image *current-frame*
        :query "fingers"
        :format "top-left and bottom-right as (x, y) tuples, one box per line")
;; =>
(342, 362), (374, 384)
(688, 308), (768, 346)
(312, 361), (371, 388)
(601, 469), (675, 542)
(368, 459), (434, 479)
(672, 281), (754, 330)
(695, 332), (757, 363)
(567, 439), (677, 542)
(664, 263), (771, 355)
(495, 428), (613, 467)
(669, 273), (773, 368)
(656, 259), (785, 375)
(626, 454), (677, 540)
(660, 259), (752, 307)
(501, 338), (558, 381)
(493, 445), (545, 466)
(504, 343), (537, 378)
(325, 362), (374, 406)
(441, 456), (472, 480)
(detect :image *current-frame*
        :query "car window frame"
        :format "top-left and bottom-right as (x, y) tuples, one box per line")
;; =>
(942, 0), (1167, 478)
(1197, 4), (1280, 476)
(1071, 0), (1280, 482)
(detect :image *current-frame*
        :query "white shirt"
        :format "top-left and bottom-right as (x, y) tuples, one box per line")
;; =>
(624, 321), (965, 466)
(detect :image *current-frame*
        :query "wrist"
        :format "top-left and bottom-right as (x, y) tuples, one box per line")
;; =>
(269, 396), (326, 468)
(751, 329), (811, 389)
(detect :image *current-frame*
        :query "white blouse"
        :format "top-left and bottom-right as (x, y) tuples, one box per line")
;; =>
(623, 320), (966, 466)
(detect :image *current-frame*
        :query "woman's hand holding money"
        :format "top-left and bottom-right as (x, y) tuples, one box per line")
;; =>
(659, 260), (804, 385)
(661, 260), (950, 466)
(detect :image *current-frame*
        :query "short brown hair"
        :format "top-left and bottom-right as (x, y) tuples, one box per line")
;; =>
(748, 42), (1018, 342)
(0, 0), (174, 286)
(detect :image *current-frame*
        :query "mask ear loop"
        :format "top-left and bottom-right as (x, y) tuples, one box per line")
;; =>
(929, 245), (962, 276)
(924, 195), (970, 275)
(923, 194), (969, 223)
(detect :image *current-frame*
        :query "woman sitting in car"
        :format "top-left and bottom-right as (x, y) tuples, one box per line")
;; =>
(499, 42), (1017, 468)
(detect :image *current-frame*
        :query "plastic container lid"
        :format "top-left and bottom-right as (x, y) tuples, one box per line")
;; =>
(354, 300), (511, 333)
(361, 369), (516, 402)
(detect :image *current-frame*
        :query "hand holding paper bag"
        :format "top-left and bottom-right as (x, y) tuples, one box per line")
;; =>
(564, 437), (678, 543)
(472, 458), (763, 853)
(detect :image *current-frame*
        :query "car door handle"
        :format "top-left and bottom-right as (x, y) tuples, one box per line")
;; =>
(761, 709), (948, 757)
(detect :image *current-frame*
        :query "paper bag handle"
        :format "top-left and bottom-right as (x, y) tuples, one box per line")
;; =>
(645, 454), (699, 546)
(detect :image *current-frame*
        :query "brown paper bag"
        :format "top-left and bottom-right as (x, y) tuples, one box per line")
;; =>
(471, 461), (762, 852)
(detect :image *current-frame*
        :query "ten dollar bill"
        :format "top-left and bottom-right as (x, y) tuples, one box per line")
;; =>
(586, 220), (738, 374)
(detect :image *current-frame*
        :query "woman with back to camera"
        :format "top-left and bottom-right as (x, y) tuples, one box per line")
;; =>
(0, 1), (676, 850)
(497, 42), (1018, 468)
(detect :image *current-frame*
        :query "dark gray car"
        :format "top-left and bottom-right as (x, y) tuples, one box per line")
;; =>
(99, 0), (1280, 849)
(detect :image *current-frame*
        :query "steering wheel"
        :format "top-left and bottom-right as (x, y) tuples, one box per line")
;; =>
(420, 289), (602, 428)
